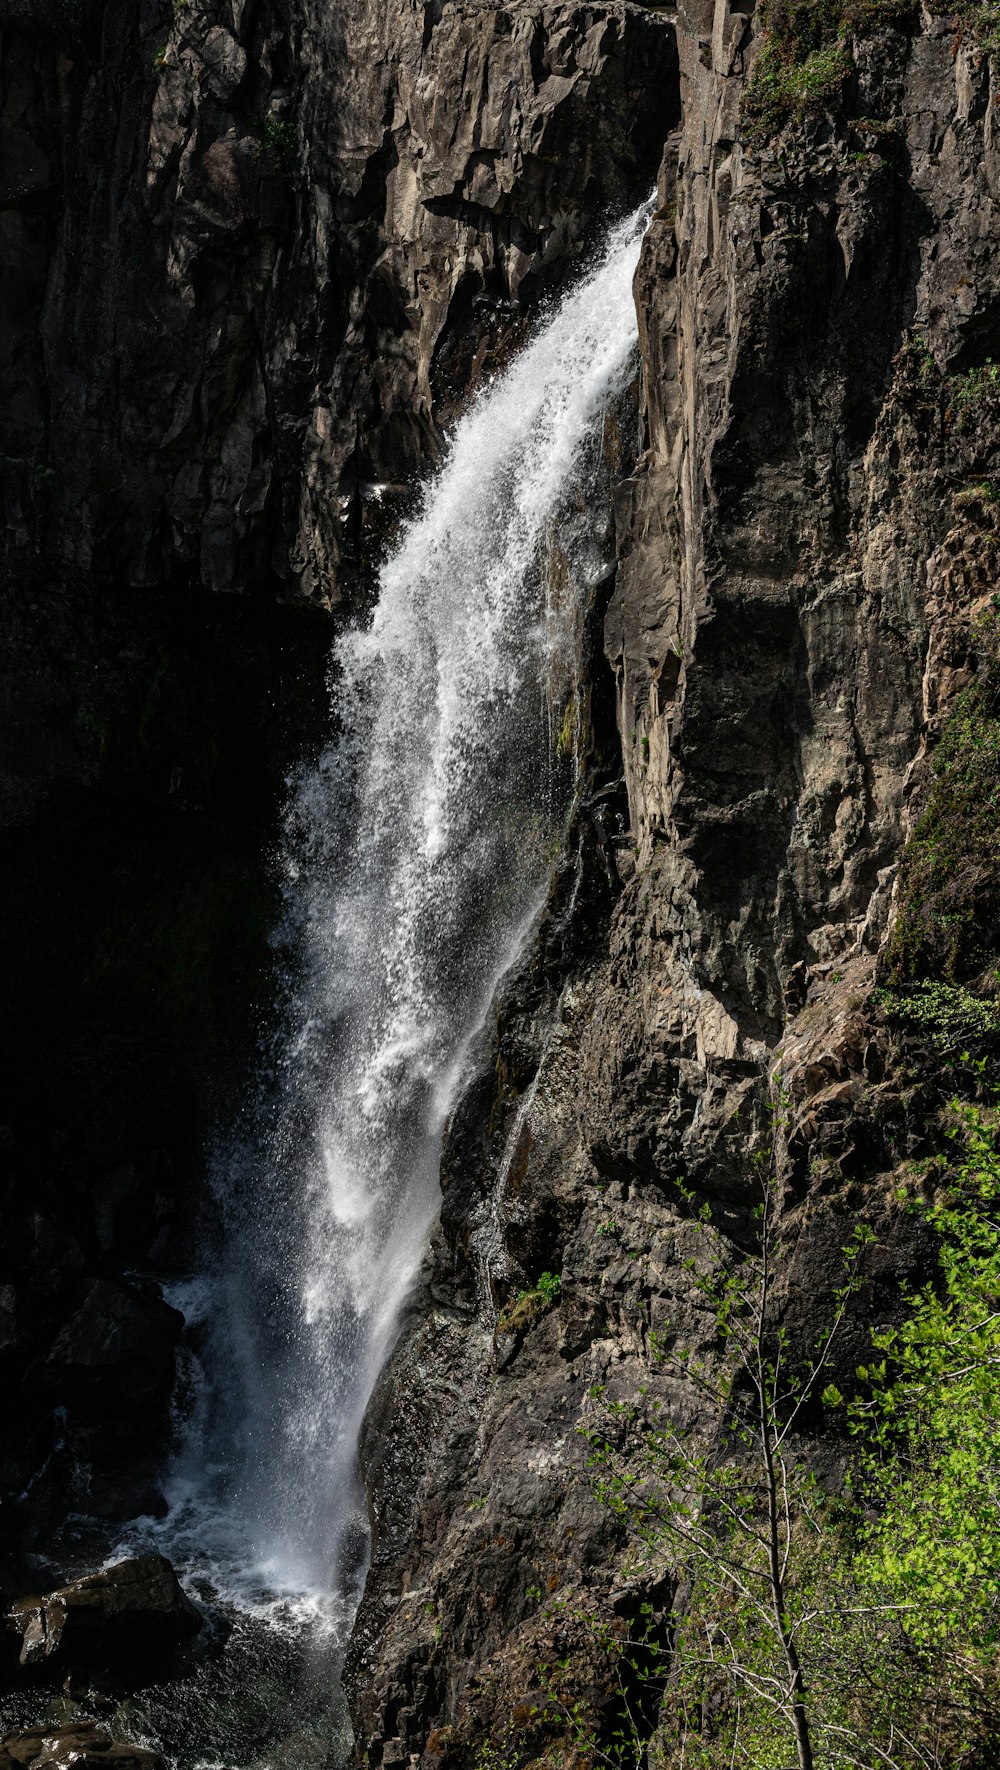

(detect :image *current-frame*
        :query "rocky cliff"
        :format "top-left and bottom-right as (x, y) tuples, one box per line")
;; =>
(0, 0), (672, 1582)
(345, 4), (1000, 1764)
(4, 0), (1000, 1762)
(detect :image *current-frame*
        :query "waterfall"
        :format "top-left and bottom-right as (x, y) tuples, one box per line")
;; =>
(150, 200), (650, 1633)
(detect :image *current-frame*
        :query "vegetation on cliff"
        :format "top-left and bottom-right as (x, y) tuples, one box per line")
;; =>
(557, 1088), (1000, 1769)
(742, 0), (1000, 141)
(887, 619), (1000, 987)
(742, 0), (915, 139)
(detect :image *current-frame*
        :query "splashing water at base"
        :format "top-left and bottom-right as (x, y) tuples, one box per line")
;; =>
(144, 201), (651, 1653)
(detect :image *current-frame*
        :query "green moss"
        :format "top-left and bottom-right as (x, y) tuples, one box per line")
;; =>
(744, 37), (852, 138)
(887, 614), (1000, 983)
(555, 698), (576, 760)
(742, 0), (916, 142)
(496, 1270), (561, 1336)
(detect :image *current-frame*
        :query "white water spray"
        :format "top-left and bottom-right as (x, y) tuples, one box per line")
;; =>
(152, 200), (650, 1630)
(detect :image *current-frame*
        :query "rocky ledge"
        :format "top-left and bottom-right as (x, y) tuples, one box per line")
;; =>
(6, 1556), (201, 1674)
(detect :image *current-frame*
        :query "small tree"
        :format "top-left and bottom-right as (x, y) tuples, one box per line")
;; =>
(848, 1092), (1000, 1748)
(573, 1083), (1000, 1770)
(583, 1095), (875, 1770)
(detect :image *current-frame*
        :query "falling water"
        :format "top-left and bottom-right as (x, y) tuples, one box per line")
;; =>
(146, 201), (650, 1649)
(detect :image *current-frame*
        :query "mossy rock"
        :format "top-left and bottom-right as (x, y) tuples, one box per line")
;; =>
(742, 0), (916, 142)
(496, 1274), (561, 1337)
(887, 613), (1000, 983)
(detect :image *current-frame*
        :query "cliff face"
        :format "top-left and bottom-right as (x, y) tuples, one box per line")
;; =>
(0, 0), (672, 1579)
(5, 0), (1000, 1757)
(2, 0), (672, 598)
(346, 5), (1000, 1763)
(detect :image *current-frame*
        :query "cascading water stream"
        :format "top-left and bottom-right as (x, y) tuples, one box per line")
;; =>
(146, 200), (651, 1648)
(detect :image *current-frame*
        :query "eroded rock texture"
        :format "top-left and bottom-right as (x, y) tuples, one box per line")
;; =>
(7, 0), (1000, 1755)
(0, 0), (673, 1580)
(346, 6), (1000, 1763)
(2, 0), (673, 596)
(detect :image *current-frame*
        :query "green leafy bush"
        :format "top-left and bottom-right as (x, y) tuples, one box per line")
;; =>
(496, 1270), (561, 1335)
(951, 357), (1000, 422)
(852, 1098), (1000, 1657)
(575, 1089), (1000, 1765)
(875, 978), (1000, 1055)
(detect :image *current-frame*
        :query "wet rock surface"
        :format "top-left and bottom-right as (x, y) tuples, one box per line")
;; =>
(2, 0), (674, 601)
(0, 1721), (164, 1769)
(7, 1556), (201, 1672)
(0, 0), (674, 1601)
(4, 0), (1000, 1762)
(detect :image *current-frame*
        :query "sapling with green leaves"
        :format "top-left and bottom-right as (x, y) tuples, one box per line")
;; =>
(583, 1091), (877, 1770)
(850, 1090), (1000, 1658)
(574, 1078), (1000, 1767)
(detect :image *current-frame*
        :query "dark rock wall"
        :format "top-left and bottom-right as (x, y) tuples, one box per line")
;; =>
(6, 0), (1000, 1756)
(2, 0), (673, 596)
(345, 6), (1000, 1765)
(0, 0), (673, 1592)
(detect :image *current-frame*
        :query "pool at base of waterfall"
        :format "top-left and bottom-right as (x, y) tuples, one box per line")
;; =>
(0, 1571), (353, 1770)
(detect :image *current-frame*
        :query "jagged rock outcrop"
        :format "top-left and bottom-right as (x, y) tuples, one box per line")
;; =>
(0, 1720), (164, 1768)
(7, 1555), (200, 1671)
(346, 5), (1000, 1762)
(6, 0), (1000, 1757)
(2, 0), (674, 598)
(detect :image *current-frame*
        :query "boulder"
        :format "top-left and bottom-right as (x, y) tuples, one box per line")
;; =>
(7, 1554), (201, 1670)
(0, 1721), (164, 1767)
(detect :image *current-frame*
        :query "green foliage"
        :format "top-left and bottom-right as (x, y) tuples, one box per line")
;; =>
(536, 1270), (562, 1305)
(555, 699), (576, 761)
(496, 1270), (561, 1335)
(579, 1087), (1000, 1764)
(887, 612), (1000, 983)
(259, 117), (296, 162)
(742, 0), (915, 141)
(743, 37), (852, 140)
(961, 0), (1000, 60)
(584, 1099), (880, 1769)
(951, 357), (1000, 421)
(851, 1097), (1000, 1653)
(875, 978), (1000, 1057)
(954, 479), (1000, 515)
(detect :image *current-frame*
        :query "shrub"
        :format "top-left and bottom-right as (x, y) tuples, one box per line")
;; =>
(951, 357), (1000, 424)
(875, 978), (1000, 1056)
(496, 1270), (561, 1335)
